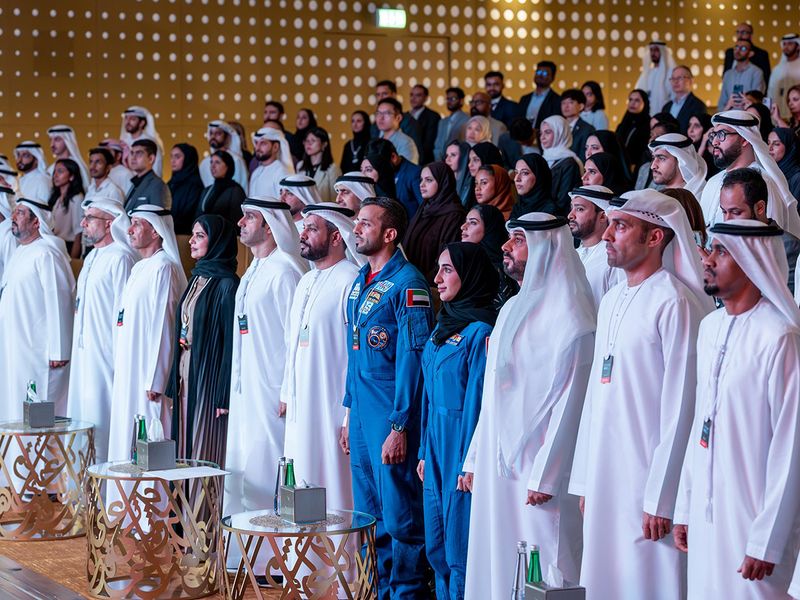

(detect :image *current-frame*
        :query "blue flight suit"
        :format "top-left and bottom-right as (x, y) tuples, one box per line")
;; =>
(419, 321), (491, 600)
(344, 249), (433, 600)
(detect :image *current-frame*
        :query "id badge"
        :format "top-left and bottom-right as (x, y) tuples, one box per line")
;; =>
(116, 309), (124, 327)
(352, 326), (360, 350)
(299, 325), (310, 347)
(600, 355), (613, 384)
(700, 418), (711, 448)
(179, 322), (189, 347)
(238, 314), (249, 334)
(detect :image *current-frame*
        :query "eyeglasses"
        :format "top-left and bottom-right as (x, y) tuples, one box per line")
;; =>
(446, 96), (460, 102)
(735, 45), (751, 52)
(374, 110), (397, 118)
(708, 130), (741, 142)
(83, 215), (112, 222)
(535, 69), (550, 76)
(669, 75), (691, 82)
(469, 99), (488, 105)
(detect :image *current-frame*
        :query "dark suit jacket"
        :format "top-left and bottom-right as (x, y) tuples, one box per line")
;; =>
(412, 107), (441, 165)
(394, 158), (424, 219)
(570, 118), (596, 161)
(491, 96), (521, 128)
(661, 92), (708, 135)
(518, 88), (562, 129)
(724, 44), (771, 84)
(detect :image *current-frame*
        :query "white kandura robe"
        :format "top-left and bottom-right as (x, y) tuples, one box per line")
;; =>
(67, 244), (137, 463)
(570, 269), (708, 600)
(199, 153), (250, 194)
(108, 164), (134, 196)
(224, 251), (304, 568)
(107, 250), (184, 462)
(249, 161), (291, 200)
(281, 258), (359, 507)
(675, 300), (800, 599)
(576, 242), (623, 312)
(0, 237), (74, 416)
(463, 295), (594, 599)
(0, 220), (18, 286)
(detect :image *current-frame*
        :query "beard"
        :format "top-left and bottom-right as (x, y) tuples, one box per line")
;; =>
(502, 254), (526, 282)
(254, 150), (270, 162)
(713, 144), (741, 169)
(209, 139), (224, 150)
(300, 240), (330, 262)
(355, 237), (382, 256)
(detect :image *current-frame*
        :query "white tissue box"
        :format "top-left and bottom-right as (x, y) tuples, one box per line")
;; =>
(525, 582), (585, 599)
(136, 439), (176, 471)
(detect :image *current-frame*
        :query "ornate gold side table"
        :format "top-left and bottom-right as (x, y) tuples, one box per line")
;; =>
(221, 508), (378, 600)
(0, 419), (94, 540)
(84, 460), (226, 599)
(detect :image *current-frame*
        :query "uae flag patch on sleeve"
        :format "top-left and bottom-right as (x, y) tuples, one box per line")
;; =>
(406, 288), (431, 308)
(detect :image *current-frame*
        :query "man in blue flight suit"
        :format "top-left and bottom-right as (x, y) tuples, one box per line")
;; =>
(341, 196), (433, 599)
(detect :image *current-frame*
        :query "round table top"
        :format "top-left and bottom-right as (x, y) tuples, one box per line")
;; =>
(222, 509), (376, 536)
(0, 418), (94, 435)
(87, 459), (220, 481)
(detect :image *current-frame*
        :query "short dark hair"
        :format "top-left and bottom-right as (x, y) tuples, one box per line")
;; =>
(412, 84), (429, 96)
(367, 138), (396, 160)
(721, 167), (768, 211)
(485, 71), (504, 81)
(264, 100), (285, 115)
(509, 117), (534, 142)
(88, 147), (114, 165)
(131, 139), (158, 156)
(377, 97), (403, 115)
(651, 112), (681, 134)
(376, 80), (397, 94)
(446, 87), (466, 99)
(361, 196), (408, 242)
(561, 88), (587, 104)
(745, 89), (765, 102)
(673, 65), (693, 78)
(537, 60), (557, 77)
(264, 119), (286, 133)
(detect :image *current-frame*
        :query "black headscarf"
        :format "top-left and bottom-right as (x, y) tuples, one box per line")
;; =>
(470, 142), (504, 167)
(615, 89), (651, 167)
(470, 204), (507, 267)
(591, 130), (632, 181)
(168, 143), (204, 235)
(450, 140), (473, 206)
(586, 152), (630, 195)
(749, 103), (773, 142)
(774, 127), (800, 198)
(690, 113), (714, 151)
(364, 151), (396, 199)
(290, 108), (318, 159)
(511, 153), (556, 218)
(191, 214), (238, 279)
(432, 242), (498, 345)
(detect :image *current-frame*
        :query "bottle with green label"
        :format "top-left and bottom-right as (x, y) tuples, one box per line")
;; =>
(527, 544), (542, 584)
(284, 458), (296, 487)
(26, 380), (37, 402)
(138, 416), (148, 442)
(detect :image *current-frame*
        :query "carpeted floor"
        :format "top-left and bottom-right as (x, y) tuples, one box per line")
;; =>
(0, 537), (280, 599)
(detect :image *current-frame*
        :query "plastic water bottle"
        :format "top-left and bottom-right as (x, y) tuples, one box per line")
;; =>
(511, 540), (528, 599)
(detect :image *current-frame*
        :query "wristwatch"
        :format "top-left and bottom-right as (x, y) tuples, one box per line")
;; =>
(391, 422), (406, 433)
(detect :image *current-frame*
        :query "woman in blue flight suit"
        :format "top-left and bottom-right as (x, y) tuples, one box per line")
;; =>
(416, 242), (498, 600)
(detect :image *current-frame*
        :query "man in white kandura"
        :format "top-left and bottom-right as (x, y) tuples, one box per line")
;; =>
(0, 187), (18, 283)
(198, 120), (249, 192)
(107, 205), (186, 461)
(673, 219), (800, 599)
(67, 197), (138, 462)
(463, 213), (596, 598)
(636, 41), (676, 116)
(224, 197), (307, 568)
(567, 185), (622, 310)
(282, 203), (360, 511)
(0, 198), (74, 415)
(249, 128), (294, 199)
(120, 106), (165, 177)
(649, 133), (708, 198)
(14, 141), (51, 201)
(570, 189), (714, 600)
(47, 125), (90, 189)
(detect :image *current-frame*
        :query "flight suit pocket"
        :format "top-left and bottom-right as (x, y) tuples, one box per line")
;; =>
(407, 312), (430, 351)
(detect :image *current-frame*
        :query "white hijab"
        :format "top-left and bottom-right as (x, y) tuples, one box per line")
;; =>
(709, 219), (800, 329)
(541, 115), (583, 172)
(649, 133), (708, 198)
(493, 212), (596, 475)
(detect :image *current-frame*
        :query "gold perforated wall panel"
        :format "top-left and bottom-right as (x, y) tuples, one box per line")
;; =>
(1, 1), (798, 169)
